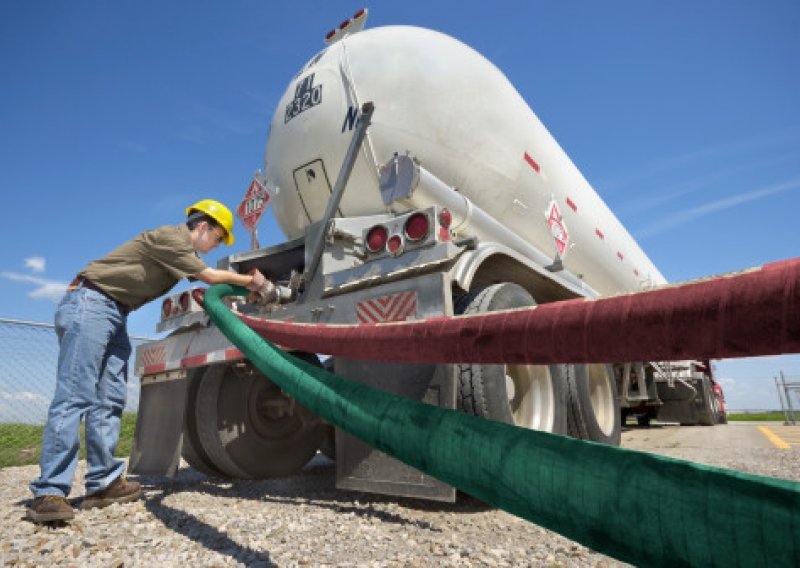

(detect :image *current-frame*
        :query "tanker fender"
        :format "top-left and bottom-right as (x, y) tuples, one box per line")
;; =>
(449, 242), (596, 304)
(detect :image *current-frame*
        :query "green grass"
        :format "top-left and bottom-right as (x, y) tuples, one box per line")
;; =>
(0, 412), (137, 469)
(2, 410), (789, 467)
(727, 411), (787, 422)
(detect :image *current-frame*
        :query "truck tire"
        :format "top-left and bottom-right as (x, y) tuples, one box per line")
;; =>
(181, 366), (227, 478)
(195, 364), (252, 479)
(697, 376), (717, 426)
(195, 354), (326, 478)
(566, 364), (622, 446)
(455, 283), (569, 434)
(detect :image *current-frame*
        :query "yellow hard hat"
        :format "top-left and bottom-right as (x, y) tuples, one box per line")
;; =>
(186, 199), (235, 245)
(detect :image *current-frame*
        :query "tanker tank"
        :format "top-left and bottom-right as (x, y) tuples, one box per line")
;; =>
(263, 25), (666, 296)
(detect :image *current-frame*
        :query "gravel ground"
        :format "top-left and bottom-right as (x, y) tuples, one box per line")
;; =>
(2, 429), (798, 567)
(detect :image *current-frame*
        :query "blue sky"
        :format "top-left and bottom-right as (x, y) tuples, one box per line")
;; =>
(1, 1), (798, 411)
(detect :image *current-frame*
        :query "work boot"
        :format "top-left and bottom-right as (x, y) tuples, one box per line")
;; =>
(26, 495), (75, 523)
(80, 475), (141, 510)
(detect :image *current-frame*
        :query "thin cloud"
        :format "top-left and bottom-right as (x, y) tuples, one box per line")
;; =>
(635, 177), (800, 239)
(716, 377), (736, 389)
(0, 272), (67, 303)
(24, 256), (46, 273)
(0, 391), (51, 424)
(0, 390), (50, 404)
(619, 152), (800, 216)
(600, 126), (800, 193)
(175, 99), (260, 144)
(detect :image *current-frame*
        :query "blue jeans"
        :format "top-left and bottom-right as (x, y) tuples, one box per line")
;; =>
(30, 286), (131, 498)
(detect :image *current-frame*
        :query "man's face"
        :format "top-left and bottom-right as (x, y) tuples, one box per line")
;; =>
(194, 221), (224, 254)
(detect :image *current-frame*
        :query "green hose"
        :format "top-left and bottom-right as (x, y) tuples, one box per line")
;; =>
(205, 284), (800, 567)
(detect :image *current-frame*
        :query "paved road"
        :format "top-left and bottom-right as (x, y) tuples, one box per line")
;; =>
(622, 420), (800, 451)
(619, 420), (800, 485)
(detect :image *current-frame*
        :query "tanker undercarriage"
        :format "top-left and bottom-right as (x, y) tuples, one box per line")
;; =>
(131, 107), (622, 501)
(133, 228), (621, 502)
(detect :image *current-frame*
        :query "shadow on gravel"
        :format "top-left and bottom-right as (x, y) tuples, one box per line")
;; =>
(143, 490), (279, 567)
(133, 453), (495, 554)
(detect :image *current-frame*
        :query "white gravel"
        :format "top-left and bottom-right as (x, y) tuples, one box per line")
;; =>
(2, 426), (798, 567)
(1, 455), (624, 567)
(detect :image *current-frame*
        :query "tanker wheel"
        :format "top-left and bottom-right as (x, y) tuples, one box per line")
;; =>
(636, 413), (651, 428)
(181, 366), (227, 478)
(455, 283), (568, 434)
(195, 354), (326, 478)
(566, 364), (622, 445)
(697, 377), (717, 426)
(195, 364), (252, 478)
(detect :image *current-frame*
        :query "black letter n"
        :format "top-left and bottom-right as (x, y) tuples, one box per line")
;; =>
(341, 106), (358, 133)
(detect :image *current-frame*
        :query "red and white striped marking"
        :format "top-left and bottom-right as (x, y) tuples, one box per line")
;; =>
(202, 347), (244, 366)
(356, 291), (418, 323)
(565, 197), (577, 212)
(523, 152), (541, 174)
(140, 346), (166, 374)
(141, 345), (244, 376)
(521, 150), (635, 269)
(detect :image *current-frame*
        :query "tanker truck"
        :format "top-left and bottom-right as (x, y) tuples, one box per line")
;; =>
(618, 360), (727, 427)
(130, 10), (714, 502)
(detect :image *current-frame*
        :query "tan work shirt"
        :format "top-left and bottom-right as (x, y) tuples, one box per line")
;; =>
(79, 224), (207, 310)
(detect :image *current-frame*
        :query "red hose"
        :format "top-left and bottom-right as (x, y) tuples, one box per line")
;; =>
(202, 257), (800, 364)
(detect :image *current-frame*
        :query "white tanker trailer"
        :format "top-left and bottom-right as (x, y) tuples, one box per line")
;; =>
(267, 21), (666, 296)
(130, 10), (723, 502)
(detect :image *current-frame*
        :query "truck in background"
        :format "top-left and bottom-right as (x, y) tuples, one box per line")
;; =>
(617, 361), (727, 427)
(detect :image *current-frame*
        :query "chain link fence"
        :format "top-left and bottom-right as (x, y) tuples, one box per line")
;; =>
(0, 317), (151, 468)
(776, 373), (800, 425)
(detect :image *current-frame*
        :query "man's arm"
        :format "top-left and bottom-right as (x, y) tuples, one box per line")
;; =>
(194, 268), (254, 288)
(194, 268), (276, 301)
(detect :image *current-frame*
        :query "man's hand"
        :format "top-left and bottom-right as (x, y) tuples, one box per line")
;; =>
(246, 269), (277, 303)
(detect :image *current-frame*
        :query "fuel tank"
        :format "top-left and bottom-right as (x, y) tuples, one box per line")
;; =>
(263, 24), (666, 295)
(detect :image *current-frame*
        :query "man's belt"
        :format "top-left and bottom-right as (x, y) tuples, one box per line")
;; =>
(69, 277), (133, 315)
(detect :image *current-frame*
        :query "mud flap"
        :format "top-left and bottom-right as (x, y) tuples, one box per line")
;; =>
(129, 374), (189, 477)
(334, 360), (457, 502)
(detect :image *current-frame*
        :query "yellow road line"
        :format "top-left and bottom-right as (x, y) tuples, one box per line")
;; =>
(757, 425), (791, 449)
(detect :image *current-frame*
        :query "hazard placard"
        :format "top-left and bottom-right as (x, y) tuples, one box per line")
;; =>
(237, 174), (270, 234)
(546, 200), (569, 257)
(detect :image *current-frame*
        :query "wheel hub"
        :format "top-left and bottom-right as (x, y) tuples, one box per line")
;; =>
(248, 381), (301, 439)
(586, 364), (616, 436)
(505, 364), (555, 431)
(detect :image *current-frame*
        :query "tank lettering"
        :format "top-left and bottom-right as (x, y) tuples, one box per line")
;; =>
(341, 105), (358, 132)
(285, 73), (323, 123)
